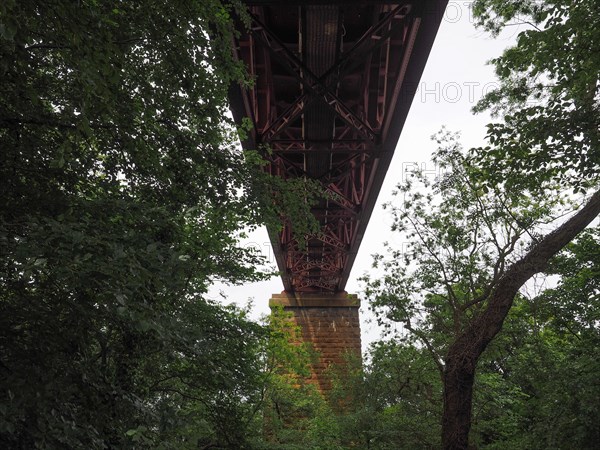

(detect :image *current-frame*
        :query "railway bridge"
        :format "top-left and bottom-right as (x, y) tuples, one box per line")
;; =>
(229, 0), (448, 391)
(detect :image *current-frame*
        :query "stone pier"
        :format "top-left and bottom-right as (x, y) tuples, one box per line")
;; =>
(269, 292), (361, 393)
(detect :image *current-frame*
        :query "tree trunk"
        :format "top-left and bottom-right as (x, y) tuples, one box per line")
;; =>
(442, 353), (475, 450)
(441, 188), (600, 449)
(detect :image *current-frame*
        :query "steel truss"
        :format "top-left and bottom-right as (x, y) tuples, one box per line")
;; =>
(230, 1), (447, 292)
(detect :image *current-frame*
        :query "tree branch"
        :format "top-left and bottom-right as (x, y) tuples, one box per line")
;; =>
(452, 186), (600, 363)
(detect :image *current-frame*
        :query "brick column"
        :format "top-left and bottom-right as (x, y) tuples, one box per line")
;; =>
(269, 292), (361, 393)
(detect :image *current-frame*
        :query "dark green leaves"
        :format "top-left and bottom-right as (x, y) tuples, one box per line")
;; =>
(0, 1), (279, 447)
(471, 0), (600, 192)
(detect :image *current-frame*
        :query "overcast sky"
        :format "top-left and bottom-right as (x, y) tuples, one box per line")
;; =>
(210, 2), (521, 351)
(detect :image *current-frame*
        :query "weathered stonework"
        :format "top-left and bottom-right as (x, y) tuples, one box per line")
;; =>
(269, 292), (362, 393)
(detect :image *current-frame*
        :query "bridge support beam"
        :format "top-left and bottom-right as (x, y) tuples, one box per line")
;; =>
(269, 292), (361, 393)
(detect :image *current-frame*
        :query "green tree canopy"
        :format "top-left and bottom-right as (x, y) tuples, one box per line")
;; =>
(0, 1), (312, 447)
(471, 0), (600, 192)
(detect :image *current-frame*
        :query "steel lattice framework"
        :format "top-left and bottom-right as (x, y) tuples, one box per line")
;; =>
(229, 0), (447, 292)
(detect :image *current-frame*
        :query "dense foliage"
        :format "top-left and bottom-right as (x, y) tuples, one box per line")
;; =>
(471, 0), (599, 191)
(0, 1), (318, 447)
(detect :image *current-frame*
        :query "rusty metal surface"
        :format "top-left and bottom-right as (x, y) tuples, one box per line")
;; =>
(230, 1), (448, 292)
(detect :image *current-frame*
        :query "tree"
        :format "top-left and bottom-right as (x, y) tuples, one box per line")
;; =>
(458, 228), (600, 449)
(364, 132), (599, 449)
(0, 1), (317, 447)
(471, 0), (600, 194)
(364, 0), (599, 447)
(354, 232), (599, 449)
(512, 227), (600, 449)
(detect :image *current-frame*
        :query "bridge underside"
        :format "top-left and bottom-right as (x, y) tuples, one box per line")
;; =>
(230, 0), (447, 293)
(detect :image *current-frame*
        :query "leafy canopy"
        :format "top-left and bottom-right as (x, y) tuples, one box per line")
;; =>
(0, 0), (315, 448)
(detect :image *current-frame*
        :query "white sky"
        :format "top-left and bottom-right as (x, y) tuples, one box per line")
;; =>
(210, 2), (522, 352)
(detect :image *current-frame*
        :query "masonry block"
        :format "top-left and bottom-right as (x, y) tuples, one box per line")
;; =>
(269, 292), (362, 393)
